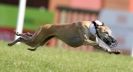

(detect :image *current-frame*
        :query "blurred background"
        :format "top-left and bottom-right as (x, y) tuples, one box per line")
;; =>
(0, 0), (133, 55)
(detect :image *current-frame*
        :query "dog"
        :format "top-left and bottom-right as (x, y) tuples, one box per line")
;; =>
(8, 20), (120, 54)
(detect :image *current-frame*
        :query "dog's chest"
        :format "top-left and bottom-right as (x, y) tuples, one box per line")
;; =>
(68, 36), (83, 44)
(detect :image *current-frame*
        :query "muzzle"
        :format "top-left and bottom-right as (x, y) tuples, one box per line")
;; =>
(91, 20), (118, 48)
(97, 32), (118, 48)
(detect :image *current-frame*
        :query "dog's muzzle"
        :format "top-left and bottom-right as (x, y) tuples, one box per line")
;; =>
(97, 33), (118, 48)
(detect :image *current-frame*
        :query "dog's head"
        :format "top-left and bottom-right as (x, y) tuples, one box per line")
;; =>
(93, 21), (117, 48)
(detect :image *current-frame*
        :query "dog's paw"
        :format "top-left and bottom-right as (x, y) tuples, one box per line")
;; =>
(27, 48), (36, 51)
(8, 43), (13, 46)
(109, 50), (121, 54)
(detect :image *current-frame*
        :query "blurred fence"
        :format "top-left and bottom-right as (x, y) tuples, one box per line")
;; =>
(50, 6), (100, 51)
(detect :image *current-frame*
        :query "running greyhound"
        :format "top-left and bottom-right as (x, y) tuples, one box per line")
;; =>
(8, 20), (120, 54)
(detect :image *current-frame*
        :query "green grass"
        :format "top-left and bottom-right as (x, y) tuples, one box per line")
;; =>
(0, 4), (54, 30)
(0, 41), (133, 72)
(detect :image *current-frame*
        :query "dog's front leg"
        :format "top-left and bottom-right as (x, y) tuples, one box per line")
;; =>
(93, 45), (121, 54)
(108, 49), (121, 54)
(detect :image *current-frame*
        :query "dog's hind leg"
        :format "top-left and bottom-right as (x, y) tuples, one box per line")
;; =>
(16, 32), (33, 37)
(26, 25), (55, 51)
(27, 45), (39, 51)
(8, 32), (33, 46)
(8, 37), (23, 46)
(8, 24), (54, 51)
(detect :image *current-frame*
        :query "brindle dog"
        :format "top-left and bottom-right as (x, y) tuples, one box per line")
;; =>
(8, 20), (120, 54)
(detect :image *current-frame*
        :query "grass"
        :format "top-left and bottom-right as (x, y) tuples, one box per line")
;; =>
(0, 4), (54, 30)
(0, 41), (133, 72)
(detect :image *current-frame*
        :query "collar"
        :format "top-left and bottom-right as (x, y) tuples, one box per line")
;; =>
(89, 22), (96, 36)
(89, 20), (104, 36)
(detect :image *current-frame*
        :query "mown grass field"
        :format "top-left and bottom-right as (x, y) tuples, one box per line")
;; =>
(0, 41), (133, 72)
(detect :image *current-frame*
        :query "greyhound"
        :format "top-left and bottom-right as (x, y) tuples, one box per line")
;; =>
(8, 20), (120, 54)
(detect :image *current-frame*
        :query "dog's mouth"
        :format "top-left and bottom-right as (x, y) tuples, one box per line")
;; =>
(97, 33), (118, 48)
